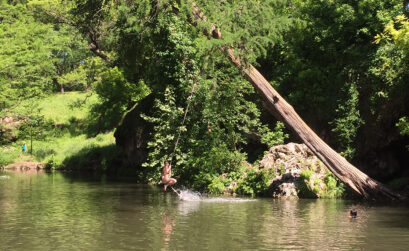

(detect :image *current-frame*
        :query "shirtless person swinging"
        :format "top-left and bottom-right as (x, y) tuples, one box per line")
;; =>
(162, 161), (177, 191)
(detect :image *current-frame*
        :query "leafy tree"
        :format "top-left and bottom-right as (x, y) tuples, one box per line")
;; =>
(0, 2), (91, 114)
(126, 11), (289, 190)
(17, 105), (49, 154)
(261, 0), (404, 159)
(372, 15), (409, 149)
(90, 67), (149, 133)
(0, 3), (57, 114)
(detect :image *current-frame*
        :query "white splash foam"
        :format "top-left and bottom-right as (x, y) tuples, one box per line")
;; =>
(176, 189), (202, 201)
(0, 175), (11, 180)
(201, 197), (256, 203)
(173, 188), (256, 202)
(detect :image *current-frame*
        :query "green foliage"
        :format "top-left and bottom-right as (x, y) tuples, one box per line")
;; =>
(261, 0), (408, 163)
(187, 0), (292, 64)
(297, 170), (318, 198)
(370, 14), (409, 152)
(57, 65), (87, 91)
(208, 176), (226, 195)
(37, 92), (97, 124)
(387, 176), (409, 190)
(90, 67), (149, 133)
(39, 132), (116, 168)
(259, 122), (288, 148)
(298, 167), (345, 199)
(330, 82), (363, 159)
(397, 117), (409, 136)
(0, 147), (20, 167)
(0, 1), (95, 122)
(323, 173), (346, 198)
(141, 87), (184, 172)
(397, 117), (409, 151)
(235, 167), (275, 197)
(0, 3), (56, 112)
(127, 11), (289, 192)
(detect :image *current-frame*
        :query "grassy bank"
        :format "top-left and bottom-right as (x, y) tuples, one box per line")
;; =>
(0, 92), (120, 169)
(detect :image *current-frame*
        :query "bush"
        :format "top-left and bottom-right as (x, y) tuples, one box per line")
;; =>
(297, 170), (318, 198)
(297, 169), (345, 198)
(208, 176), (226, 195)
(0, 148), (19, 167)
(235, 167), (275, 197)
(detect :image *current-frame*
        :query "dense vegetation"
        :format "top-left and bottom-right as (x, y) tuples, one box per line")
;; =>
(1, 0), (408, 196)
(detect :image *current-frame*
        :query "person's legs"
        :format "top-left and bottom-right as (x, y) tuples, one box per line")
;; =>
(162, 177), (177, 191)
(168, 178), (177, 186)
(162, 177), (169, 191)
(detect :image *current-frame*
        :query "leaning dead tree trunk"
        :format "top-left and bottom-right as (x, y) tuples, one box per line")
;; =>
(191, 2), (402, 200)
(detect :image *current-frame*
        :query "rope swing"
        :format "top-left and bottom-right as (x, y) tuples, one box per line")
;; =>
(169, 81), (197, 166)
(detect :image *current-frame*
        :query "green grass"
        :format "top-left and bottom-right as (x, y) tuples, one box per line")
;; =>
(33, 132), (115, 165)
(13, 91), (98, 124)
(0, 92), (119, 169)
(39, 92), (98, 124)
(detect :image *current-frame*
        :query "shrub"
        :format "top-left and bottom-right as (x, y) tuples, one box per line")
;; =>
(235, 167), (275, 197)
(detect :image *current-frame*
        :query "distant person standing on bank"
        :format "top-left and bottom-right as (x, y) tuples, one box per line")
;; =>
(22, 142), (26, 153)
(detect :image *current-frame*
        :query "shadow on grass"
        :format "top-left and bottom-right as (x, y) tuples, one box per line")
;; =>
(51, 115), (106, 139)
(36, 148), (57, 159)
(51, 116), (89, 138)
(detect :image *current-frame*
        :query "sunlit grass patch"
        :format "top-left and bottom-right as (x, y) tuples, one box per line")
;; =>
(38, 92), (98, 124)
(35, 132), (115, 166)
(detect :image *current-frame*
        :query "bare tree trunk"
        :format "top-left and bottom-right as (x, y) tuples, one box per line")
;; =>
(191, 2), (402, 200)
(30, 124), (33, 155)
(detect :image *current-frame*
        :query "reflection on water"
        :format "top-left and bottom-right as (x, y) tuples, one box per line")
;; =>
(0, 170), (409, 250)
(161, 210), (175, 250)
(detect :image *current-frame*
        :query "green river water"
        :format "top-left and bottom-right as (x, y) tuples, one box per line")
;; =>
(1, 170), (409, 250)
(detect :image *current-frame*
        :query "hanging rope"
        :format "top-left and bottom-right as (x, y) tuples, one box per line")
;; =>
(169, 82), (197, 166)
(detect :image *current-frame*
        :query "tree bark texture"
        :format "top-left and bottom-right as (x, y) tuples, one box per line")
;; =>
(191, 2), (402, 200)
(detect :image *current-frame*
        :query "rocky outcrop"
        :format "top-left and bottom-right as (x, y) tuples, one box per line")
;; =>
(260, 143), (344, 198)
(0, 116), (21, 142)
(114, 94), (156, 168)
(0, 116), (21, 127)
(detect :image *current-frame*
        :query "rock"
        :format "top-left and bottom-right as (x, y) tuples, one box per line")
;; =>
(261, 143), (343, 199)
(5, 161), (44, 170)
(1, 146), (14, 151)
(0, 116), (21, 127)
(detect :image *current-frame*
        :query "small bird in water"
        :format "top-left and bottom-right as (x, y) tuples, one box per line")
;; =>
(349, 209), (357, 218)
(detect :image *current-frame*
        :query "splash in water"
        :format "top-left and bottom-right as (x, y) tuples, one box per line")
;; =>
(172, 188), (201, 201)
(171, 187), (255, 202)
(0, 175), (10, 180)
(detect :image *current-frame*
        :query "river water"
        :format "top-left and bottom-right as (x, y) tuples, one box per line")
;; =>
(1, 170), (409, 250)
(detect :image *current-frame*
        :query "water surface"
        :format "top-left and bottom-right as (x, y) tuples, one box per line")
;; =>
(0, 170), (408, 250)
